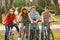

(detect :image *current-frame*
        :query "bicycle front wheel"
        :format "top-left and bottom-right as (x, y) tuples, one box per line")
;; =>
(49, 31), (54, 40)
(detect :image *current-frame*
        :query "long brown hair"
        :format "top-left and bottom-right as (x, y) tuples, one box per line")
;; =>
(6, 8), (15, 18)
(20, 8), (28, 19)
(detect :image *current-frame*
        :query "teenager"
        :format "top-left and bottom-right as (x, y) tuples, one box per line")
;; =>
(18, 8), (29, 40)
(41, 6), (56, 40)
(29, 6), (40, 40)
(3, 8), (19, 40)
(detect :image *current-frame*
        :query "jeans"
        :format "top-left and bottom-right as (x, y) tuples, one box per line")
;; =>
(30, 29), (39, 40)
(4, 23), (19, 40)
(41, 24), (50, 40)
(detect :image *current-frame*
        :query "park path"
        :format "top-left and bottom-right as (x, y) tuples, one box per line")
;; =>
(0, 25), (60, 30)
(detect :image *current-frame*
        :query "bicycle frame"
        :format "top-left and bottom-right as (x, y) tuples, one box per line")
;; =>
(42, 22), (54, 40)
(8, 27), (14, 40)
(21, 27), (26, 40)
(21, 26), (29, 40)
(33, 24), (36, 40)
(44, 26), (49, 40)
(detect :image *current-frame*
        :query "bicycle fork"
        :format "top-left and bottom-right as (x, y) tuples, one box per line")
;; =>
(33, 24), (36, 40)
(9, 27), (14, 40)
(44, 27), (48, 40)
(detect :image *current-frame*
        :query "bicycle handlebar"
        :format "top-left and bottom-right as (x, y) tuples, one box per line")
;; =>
(48, 21), (57, 23)
(19, 20), (41, 23)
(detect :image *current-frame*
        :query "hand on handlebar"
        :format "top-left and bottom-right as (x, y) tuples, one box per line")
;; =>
(16, 22), (19, 25)
(2, 20), (5, 24)
(52, 20), (57, 22)
(31, 20), (34, 24)
(33, 21), (37, 24)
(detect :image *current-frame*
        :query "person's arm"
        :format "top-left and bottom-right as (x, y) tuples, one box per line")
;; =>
(3, 17), (6, 24)
(28, 13), (33, 22)
(36, 12), (40, 22)
(2, 14), (8, 24)
(51, 15), (57, 21)
(50, 13), (57, 21)
(14, 15), (18, 24)
(41, 12), (44, 23)
(18, 13), (21, 22)
(28, 13), (34, 24)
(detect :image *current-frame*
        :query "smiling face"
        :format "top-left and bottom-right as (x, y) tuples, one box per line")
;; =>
(9, 9), (14, 15)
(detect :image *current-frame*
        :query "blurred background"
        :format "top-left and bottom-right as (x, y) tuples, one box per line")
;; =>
(0, 0), (60, 40)
(0, 0), (60, 23)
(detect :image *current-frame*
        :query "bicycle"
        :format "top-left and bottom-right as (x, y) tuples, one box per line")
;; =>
(7, 25), (14, 40)
(19, 20), (41, 40)
(41, 21), (56, 40)
(19, 21), (29, 40)
(30, 19), (41, 40)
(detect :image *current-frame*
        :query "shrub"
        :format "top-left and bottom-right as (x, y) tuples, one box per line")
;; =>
(49, 10), (55, 14)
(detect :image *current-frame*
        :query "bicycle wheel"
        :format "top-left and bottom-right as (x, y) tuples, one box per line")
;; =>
(9, 31), (14, 40)
(39, 30), (41, 40)
(21, 29), (26, 40)
(49, 31), (54, 40)
(44, 29), (48, 40)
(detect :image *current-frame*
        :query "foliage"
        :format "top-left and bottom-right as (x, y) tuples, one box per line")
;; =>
(14, 0), (25, 7)
(49, 10), (55, 13)
(36, 0), (55, 14)
(36, 6), (44, 15)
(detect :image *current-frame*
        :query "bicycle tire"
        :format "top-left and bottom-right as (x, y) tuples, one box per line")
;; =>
(21, 29), (26, 40)
(49, 30), (54, 40)
(44, 29), (48, 40)
(9, 31), (14, 40)
(39, 30), (41, 40)
(44, 29), (54, 40)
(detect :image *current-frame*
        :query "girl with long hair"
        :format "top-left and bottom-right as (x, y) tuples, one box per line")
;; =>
(3, 8), (19, 40)
(18, 8), (29, 40)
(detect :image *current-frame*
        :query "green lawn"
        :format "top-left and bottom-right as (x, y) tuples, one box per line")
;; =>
(0, 32), (60, 40)
(54, 32), (60, 40)
(0, 23), (3, 27)
(51, 15), (60, 25)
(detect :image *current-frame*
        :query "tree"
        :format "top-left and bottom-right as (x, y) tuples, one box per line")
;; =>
(0, 8), (2, 23)
(14, 0), (24, 7)
(53, 0), (60, 15)
(10, 0), (14, 6)
(0, 0), (2, 23)
(38, 0), (51, 7)
(37, 0), (52, 14)
(5, 0), (8, 7)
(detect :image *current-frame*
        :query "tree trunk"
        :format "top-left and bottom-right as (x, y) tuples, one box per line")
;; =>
(0, 7), (2, 23)
(10, 0), (14, 6)
(53, 0), (60, 15)
(0, 0), (2, 23)
(0, 13), (2, 23)
(5, 0), (8, 7)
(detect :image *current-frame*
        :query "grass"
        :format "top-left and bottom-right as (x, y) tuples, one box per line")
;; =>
(51, 14), (60, 25)
(0, 23), (3, 27)
(0, 32), (60, 40)
(54, 32), (60, 40)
